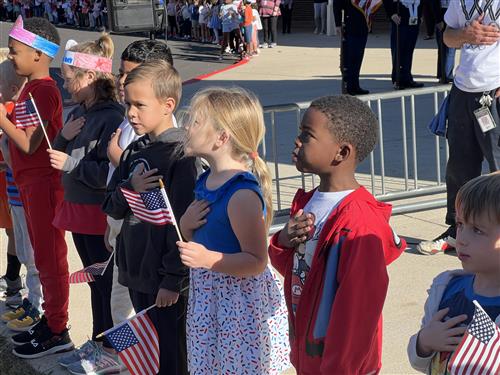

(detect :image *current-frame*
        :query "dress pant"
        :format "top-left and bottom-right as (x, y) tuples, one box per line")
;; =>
(445, 86), (500, 225)
(390, 22), (419, 84)
(344, 31), (368, 90)
(281, 5), (292, 33)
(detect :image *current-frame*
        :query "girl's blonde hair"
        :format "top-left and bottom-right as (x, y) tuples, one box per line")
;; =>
(66, 34), (117, 103)
(189, 87), (274, 228)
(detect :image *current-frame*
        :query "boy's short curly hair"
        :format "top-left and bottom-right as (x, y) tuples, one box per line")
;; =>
(456, 172), (500, 224)
(121, 40), (173, 66)
(309, 95), (378, 163)
(23, 17), (60, 46)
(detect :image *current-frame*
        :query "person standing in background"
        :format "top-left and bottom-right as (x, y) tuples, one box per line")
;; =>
(335, 0), (383, 95)
(383, 0), (425, 89)
(280, 0), (292, 33)
(430, 0), (455, 83)
(313, 0), (327, 34)
(258, 0), (280, 47)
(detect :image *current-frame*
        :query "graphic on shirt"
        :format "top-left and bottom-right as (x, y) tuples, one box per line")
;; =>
(460, 0), (500, 49)
(128, 158), (151, 178)
(14, 99), (41, 128)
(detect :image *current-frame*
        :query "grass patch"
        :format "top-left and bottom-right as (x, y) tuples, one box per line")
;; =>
(0, 336), (44, 375)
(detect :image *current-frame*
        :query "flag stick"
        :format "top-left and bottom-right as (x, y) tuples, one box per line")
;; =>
(28, 93), (52, 150)
(159, 178), (183, 242)
(100, 250), (115, 276)
(96, 304), (156, 339)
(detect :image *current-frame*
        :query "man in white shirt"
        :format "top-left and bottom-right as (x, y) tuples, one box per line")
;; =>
(417, 1), (500, 255)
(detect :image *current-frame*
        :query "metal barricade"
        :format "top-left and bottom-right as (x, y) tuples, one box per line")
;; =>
(263, 85), (452, 233)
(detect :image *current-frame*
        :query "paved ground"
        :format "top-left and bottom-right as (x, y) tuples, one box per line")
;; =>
(0, 24), (469, 374)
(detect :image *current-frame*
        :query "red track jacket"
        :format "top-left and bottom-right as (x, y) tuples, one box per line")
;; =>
(269, 187), (405, 375)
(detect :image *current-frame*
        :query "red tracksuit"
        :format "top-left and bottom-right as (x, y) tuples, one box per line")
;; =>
(9, 78), (69, 334)
(269, 187), (405, 375)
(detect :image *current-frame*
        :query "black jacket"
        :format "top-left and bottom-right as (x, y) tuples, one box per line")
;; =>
(102, 127), (199, 295)
(334, 0), (369, 36)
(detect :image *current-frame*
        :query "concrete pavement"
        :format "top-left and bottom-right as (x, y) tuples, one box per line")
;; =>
(0, 25), (465, 374)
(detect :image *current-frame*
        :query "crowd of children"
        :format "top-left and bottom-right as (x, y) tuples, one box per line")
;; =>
(0, 13), (499, 375)
(0, 0), (107, 29)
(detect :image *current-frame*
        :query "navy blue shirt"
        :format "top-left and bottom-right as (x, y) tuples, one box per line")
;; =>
(439, 275), (500, 326)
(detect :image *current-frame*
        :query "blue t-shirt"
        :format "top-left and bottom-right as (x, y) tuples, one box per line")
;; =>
(192, 170), (264, 254)
(438, 275), (500, 326)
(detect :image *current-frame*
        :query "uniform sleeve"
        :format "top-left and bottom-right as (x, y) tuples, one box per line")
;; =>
(158, 156), (198, 292)
(382, 0), (395, 17)
(61, 116), (122, 190)
(320, 231), (389, 374)
(443, 0), (460, 28)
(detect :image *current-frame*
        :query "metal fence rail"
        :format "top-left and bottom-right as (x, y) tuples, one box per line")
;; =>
(262, 85), (452, 232)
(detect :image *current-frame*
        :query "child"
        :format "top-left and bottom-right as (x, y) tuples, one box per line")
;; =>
(46, 35), (124, 373)
(242, 0), (254, 57)
(166, 0), (178, 37)
(219, 0), (239, 59)
(190, 0), (200, 40)
(251, 0), (261, 54)
(408, 172), (500, 374)
(0, 49), (43, 331)
(208, 0), (222, 45)
(268, 95), (405, 374)
(177, 87), (290, 374)
(198, 0), (209, 42)
(0, 16), (74, 359)
(103, 60), (198, 375)
(104, 39), (175, 334)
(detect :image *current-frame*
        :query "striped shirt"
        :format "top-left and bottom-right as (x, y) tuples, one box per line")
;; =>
(6, 169), (22, 207)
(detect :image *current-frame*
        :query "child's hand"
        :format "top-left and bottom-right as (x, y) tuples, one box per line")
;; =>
(179, 200), (210, 237)
(130, 164), (162, 192)
(155, 288), (179, 308)
(107, 128), (123, 166)
(277, 209), (315, 248)
(61, 115), (85, 141)
(0, 103), (6, 120)
(416, 308), (468, 357)
(177, 240), (215, 269)
(47, 149), (69, 170)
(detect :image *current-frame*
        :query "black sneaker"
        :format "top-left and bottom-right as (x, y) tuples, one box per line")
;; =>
(12, 327), (74, 359)
(11, 315), (48, 345)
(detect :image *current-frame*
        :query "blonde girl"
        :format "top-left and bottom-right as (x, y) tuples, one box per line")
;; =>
(178, 87), (290, 374)
(48, 35), (124, 373)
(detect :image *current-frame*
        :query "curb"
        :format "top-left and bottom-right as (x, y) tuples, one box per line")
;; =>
(182, 58), (250, 86)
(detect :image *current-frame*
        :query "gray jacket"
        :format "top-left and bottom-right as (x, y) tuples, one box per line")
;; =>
(54, 100), (124, 205)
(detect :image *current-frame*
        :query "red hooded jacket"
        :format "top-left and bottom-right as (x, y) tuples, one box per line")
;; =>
(269, 187), (405, 375)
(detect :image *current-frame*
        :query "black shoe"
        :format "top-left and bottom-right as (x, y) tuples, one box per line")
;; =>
(406, 81), (424, 88)
(12, 327), (74, 359)
(11, 315), (48, 345)
(347, 87), (370, 96)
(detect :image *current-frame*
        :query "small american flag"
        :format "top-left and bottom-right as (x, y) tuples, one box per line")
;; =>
(448, 300), (500, 375)
(14, 98), (41, 128)
(69, 253), (113, 284)
(104, 310), (159, 375)
(120, 187), (173, 226)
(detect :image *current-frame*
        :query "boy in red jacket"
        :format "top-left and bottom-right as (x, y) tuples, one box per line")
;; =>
(269, 95), (405, 374)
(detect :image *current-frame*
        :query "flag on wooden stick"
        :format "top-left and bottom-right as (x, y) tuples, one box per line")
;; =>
(448, 300), (500, 375)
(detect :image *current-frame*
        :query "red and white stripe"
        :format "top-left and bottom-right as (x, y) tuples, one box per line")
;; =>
(14, 101), (40, 128)
(120, 188), (172, 225)
(68, 271), (95, 284)
(449, 323), (500, 375)
(118, 313), (160, 375)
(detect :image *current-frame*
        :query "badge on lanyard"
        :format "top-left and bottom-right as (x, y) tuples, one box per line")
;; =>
(474, 93), (497, 133)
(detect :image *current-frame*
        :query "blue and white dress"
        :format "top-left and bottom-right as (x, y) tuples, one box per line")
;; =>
(187, 170), (290, 375)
